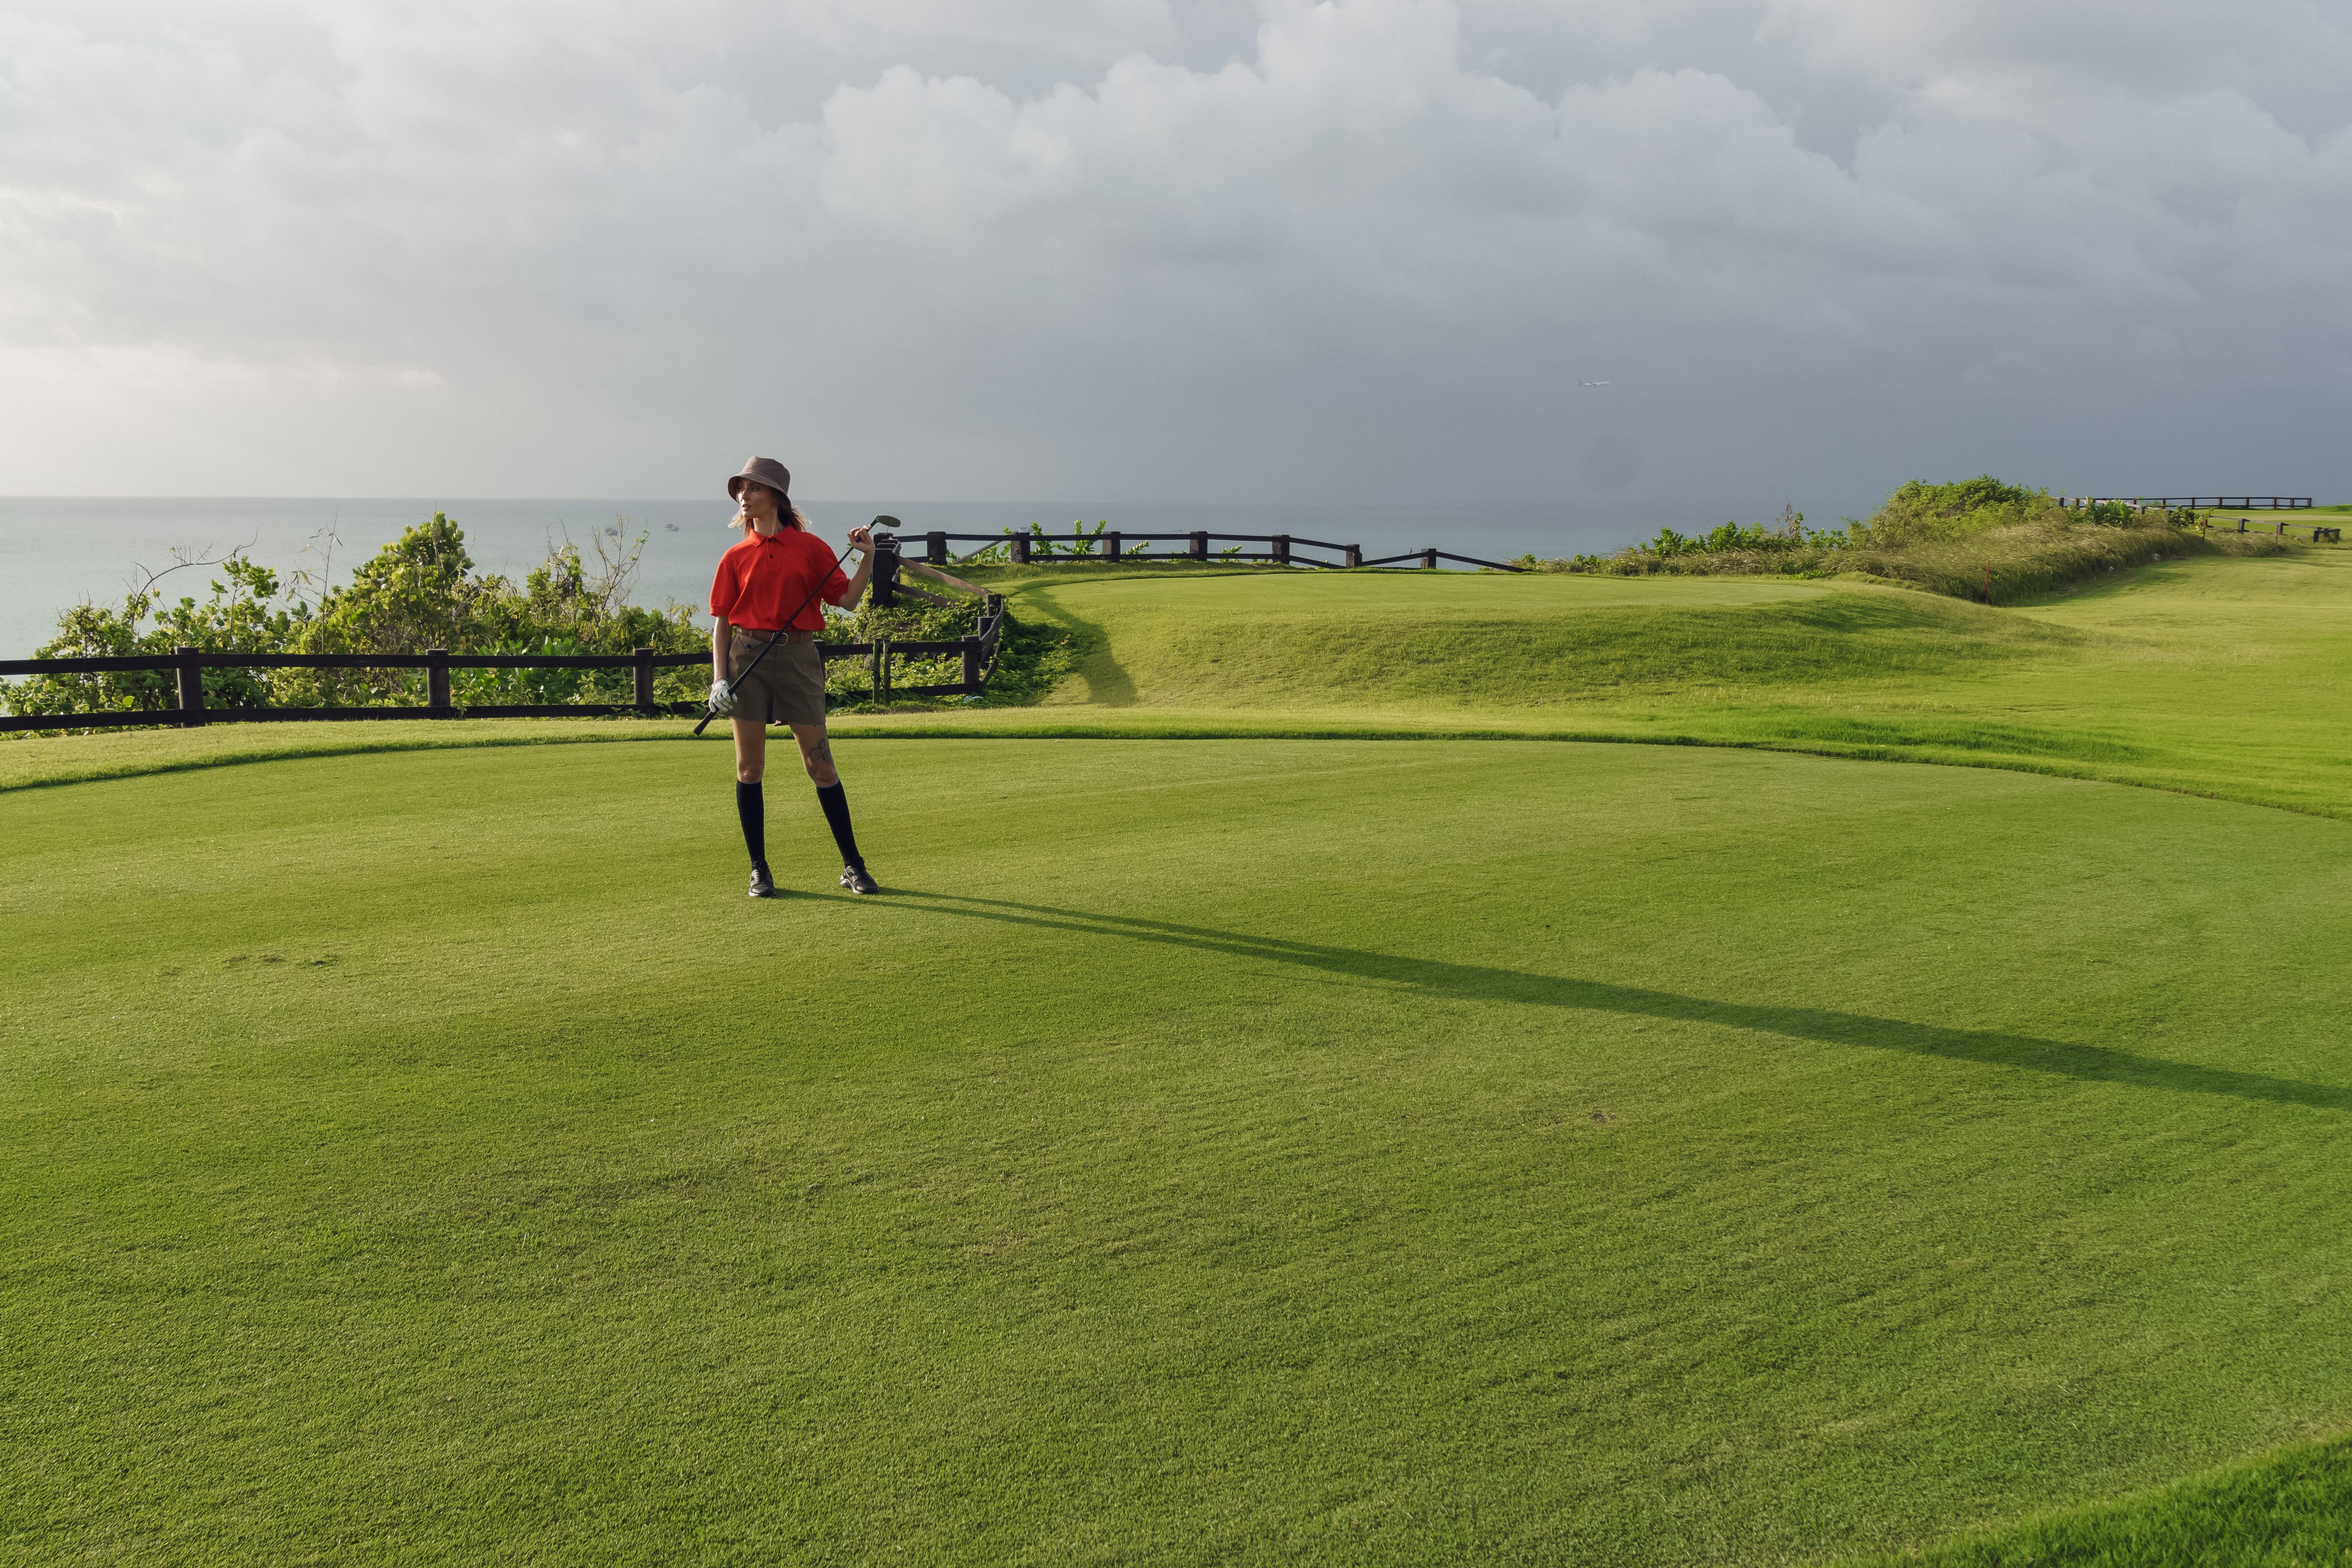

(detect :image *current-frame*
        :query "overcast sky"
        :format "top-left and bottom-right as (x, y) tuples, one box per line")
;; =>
(3, 0), (2347, 517)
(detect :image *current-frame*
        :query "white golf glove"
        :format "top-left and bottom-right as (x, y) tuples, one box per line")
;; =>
(707, 678), (736, 716)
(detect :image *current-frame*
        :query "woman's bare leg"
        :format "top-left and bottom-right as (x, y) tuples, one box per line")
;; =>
(789, 723), (838, 786)
(793, 722), (870, 887)
(732, 717), (768, 783)
(731, 717), (774, 892)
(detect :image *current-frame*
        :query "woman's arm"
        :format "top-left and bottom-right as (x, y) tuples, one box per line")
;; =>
(830, 526), (876, 608)
(712, 614), (732, 682)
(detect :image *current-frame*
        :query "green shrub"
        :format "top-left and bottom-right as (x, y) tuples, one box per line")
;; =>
(1852, 476), (2058, 546)
(1521, 481), (2282, 603)
(3, 515), (707, 732)
(818, 579), (1074, 712)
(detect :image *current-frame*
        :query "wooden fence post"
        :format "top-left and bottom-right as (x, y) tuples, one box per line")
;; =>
(1190, 531), (1207, 561)
(1009, 533), (1030, 565)
(927, 531), (947, 565)
(980, 596), (1003, 679)
(632, 647), (654, 711)
(1421, 548), (1437, 570)
(427, 647), (452, 714)
(1345, 544), (1362, 568)
(961, 635), (982, 693)
(873, 538), (900, 606)
(873, 638), (890, 703)
(1105, 531), (1122, 562)
(175, 646), (206, 727)
(1273, 534), (1291, 567)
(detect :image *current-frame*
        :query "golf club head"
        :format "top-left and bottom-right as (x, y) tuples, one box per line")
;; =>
(871, 514), (902, 540)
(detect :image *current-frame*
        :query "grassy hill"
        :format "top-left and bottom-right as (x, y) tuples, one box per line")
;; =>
(16, 543), (2348, 818)
(997, 569), (2079, 705)
(6, 539), (2352, 1564)
(835, 547), (2352, 819)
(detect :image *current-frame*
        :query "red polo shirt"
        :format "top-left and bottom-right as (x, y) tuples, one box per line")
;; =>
(709, 528), (849, 633)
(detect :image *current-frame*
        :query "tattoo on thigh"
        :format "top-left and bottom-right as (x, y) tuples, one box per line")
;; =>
(806, 737), (833, 767)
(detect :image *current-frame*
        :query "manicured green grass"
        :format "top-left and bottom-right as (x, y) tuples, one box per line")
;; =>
(0, 715), (689, 794)
(9, 544), (2352, 1561)
(998, 567), (2075, 706)
(1846, 1434), (2352, 1566)
(848, 547), (2352, 819)
(15, 544), (2346, 819)
(8, 737), (2352, 1563)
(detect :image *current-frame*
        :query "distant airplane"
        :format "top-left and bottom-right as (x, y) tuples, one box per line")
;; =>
(1580, 380), (1611, 387)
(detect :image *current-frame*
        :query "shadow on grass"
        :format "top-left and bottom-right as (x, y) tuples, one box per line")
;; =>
(881, 892), (2348, 1113)
(1005, 587), (1137, 706)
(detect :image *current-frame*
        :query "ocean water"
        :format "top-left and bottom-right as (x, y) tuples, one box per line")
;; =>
(0, 497), (1665, 657)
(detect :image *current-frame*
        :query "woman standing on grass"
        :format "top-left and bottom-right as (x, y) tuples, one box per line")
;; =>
(707, 457), (880, 898)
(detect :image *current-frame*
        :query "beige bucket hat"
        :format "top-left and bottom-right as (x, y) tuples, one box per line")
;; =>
(727, 456), (792, 500)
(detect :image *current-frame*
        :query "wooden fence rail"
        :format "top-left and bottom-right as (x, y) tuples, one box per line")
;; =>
(888, 528), (1524, 572)
(2062, 496), (2314, 510)
(1357, 548), (1530, 572)
(2199, 517), (2343, 543)
(0, 596), (1009, 733)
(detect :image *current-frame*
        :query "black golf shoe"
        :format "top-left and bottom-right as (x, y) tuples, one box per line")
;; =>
(840, 861), (879, 895)
(748, 863), (778, 898)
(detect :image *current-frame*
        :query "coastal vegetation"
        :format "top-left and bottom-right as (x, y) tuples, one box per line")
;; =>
(1, 514), (708, 721)
(1518, 477), (2285, 604)
(0, 513), (1084, 727)
(816, 584), (1083, 711)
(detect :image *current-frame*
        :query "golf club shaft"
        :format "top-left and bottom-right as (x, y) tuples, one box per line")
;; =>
(693, 537), (864, 735)
(693, 628), (780, 736)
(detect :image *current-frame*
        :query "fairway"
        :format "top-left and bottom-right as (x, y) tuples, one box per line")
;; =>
(837, 551), (2352, 820)
(8, 735), (2352, 1563)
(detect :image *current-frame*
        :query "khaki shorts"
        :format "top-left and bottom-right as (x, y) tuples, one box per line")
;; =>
(730, 632), (828, 727)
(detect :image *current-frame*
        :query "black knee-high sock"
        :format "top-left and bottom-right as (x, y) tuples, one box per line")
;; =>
(815, 781), (863, 867)
(735, 780), (766, 868)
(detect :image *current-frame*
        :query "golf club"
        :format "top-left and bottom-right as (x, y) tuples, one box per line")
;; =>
(693, 518), (890, 736)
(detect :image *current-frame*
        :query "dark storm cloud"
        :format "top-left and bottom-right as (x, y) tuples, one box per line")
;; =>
(2, 0), (2346, 518)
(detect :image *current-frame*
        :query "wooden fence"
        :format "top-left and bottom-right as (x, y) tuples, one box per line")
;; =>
(4, 521), (1540, 735)
(2062, 496), (2314, 510)
(894, 530), (1527, 573)
(0, 596), (1008, 733)
(2199, 516), (2343, 543)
